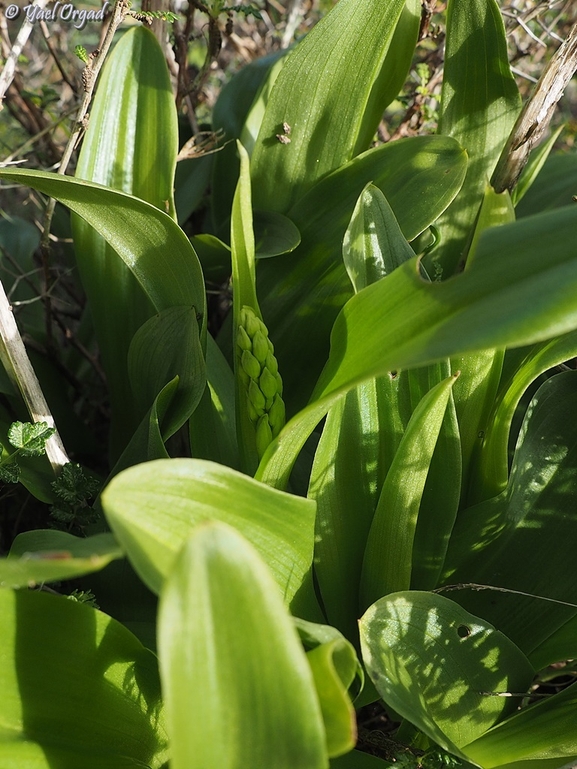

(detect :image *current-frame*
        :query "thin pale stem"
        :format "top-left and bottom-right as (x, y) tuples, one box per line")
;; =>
(492, 20), (577, 193)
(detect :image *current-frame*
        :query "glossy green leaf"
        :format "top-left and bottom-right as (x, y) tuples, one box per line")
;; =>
(258, 135), (467, 412)
(309, 186), (412, 638)
(211, 50), (286, 234)
(127, 306), (206, 439)
(307, 639), (358, 758)
(109, 378), (175, 478)
(101, 457), (316, 603)
(0, 170), (205, 322)
(442, 371), (577, 660)
(343, 183), (415, 293)
(406, 363), (462, 592)
(464, 681), (577, 766)
(251, 0), (419, 213)
(71, 27), (179, 451)
(0, 531), (121, 588)
(175, 154), (213, 225)
(188, 335), (239, 469)
(158, 521), (327, 769)
(190, 233), (231, 285)
(360, 375), (456, 608)
(433, 0), (521, 275)
(0, 588), (167, 768)
(254, 210), (301, 258)
(449, 185), (514, 504)
(360, 592), (534, 755)
(331, 752), (395, 768)
(314, 206), (577, 402)
(511, 126), (564, 207)
(516, 153), (577, 219)
(469, 329), (577, 503)
(258, 205), (577, 492)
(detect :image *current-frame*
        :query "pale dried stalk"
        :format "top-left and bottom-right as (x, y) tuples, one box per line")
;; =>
(0, 0), (49, 108)
(492, 20), (577, 193)
(0, 279), (69, 472)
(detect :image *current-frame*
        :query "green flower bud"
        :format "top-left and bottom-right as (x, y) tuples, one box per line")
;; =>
(255, 414), (273, 459)
(237, 325), (252, 352)
(265, 351), (278, 376)
(240, 306), (261, 337)
(252, 330), (269, 364)
(248, 379), (266, 415)
(268, 394), (286, 437)
(241, 349), (261, 380)
(259, 367), (278, 400)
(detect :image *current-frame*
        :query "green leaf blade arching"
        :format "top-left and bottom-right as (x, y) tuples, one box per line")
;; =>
(258, 205), (577, 496)
(433, 0), (521, 276)
(0, 531), (122, 589)
(314, 206), (577, 403)
(0, 170), (205, 322)
(442, 371), (577, 662)
(250, 0), (418, 213)
(359, 592), (534, 756)
(360, 375), (457, 609)
(71, 26), (181, 451)
(258, 135), (468, 412)
(464, 681), (577, 767)
(101, 458), (316, 604)
(127, 306), (206, 440)
(158, 522), (327, 769)
(0, 589), (167, 768)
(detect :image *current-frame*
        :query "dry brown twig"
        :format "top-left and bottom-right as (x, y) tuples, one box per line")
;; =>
(492, 19), (577, 192)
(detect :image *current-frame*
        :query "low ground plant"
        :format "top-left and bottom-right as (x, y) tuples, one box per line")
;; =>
(1, 1), (577, 767)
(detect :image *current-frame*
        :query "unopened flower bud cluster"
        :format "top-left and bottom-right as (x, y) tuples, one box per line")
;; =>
(236, 306), (286, 458)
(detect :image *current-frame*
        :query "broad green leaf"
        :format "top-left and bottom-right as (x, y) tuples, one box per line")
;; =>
(464, 681), (577, 766)
(343, 183), (415, 293)
(101, 457), (316, 603)
(360, 375), (456, 608)
(0, 170), (205, 322)
(511, 125), (564, 207)
(158, 521), (327, 769)
(0, 531), (121, 588)
(127, 306), (206, 439)
(331, 752), (395, 768)
(109, 378), (175, 478)
(188, 334), (239, 469)
(359, 592), (534, 755)
(314, 206), (577, 402)
(433, 0), (521, 275)
(310, 186), (412, 638)
(258, 205), (577, 492)
(251, 0), (419, 213)
(258, 135), (467, 412)
(450, 185), (514, 504)
(516, 153), (577, 219)
(211, 50), (286, 234)
(469, 329), (577, 503)
(191, 233), (231, 285)
(406, 364), (461, 592)
(442, 371), (577, 659)
(0, 588), (167, 768)
(254, 210), (301, 258)
(307, 640), (358, 758)
(175, 154), (213, 225)
(71, 27), (179, 451)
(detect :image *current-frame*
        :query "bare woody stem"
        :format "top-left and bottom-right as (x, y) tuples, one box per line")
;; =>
(492, 21), (577, 193)
(0, 0), (130, 473)
(0, 280), (69, 472)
